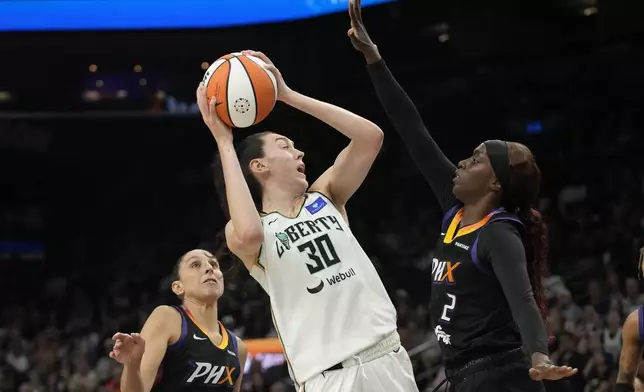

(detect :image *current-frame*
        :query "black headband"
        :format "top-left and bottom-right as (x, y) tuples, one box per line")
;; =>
(484, 140), (511, 195)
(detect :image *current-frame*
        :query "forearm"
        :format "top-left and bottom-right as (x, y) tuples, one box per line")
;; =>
(616, 342), (641, 386)
(485, 223), (549, 356)
(616, 370), (637, 385)
(281, 91), (383, 147)
(120, 363), (145, 392)
(218, 142), (263, 238)
(365, 59), (456, 211)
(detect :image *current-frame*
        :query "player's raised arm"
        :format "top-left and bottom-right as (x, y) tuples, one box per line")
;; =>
(197, 85), (264, 268)
(111, 305), (180, 392)
(347, 0), (456, 212)
(242, 50), (383, 211)
(615, 308), (644, 391)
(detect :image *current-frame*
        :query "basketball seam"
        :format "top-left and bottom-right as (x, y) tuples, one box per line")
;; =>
(223, 59), (232, 126)
(237, 56), (259, 125)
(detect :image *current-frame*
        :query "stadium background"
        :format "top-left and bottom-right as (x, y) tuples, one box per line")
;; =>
(1, 0), (644, 391)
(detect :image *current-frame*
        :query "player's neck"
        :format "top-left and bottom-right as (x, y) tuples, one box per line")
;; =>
(462, 198), (496, 226)
(183, 299), (219, 331)
(262, 186), (307, 217)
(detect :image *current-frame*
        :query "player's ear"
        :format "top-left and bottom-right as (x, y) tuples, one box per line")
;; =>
(172, 280), (184, 297)
(249, 158), (268, 174)
(489, 177), (501, 193)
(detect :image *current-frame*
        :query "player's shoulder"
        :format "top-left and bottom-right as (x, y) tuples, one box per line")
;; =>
(306, 190), (348, 222)
(141, 305), (184, 345)
(145, 305), (183, 329)
(622, 307), (643, 343)
(480, 218), (523, 242)
(625, 308), (641, 331)
(233, 334), (247, 357)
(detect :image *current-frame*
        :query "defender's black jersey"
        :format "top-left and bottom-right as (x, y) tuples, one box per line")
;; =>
(430, 205), (525, 369)
(152, 306), (241, 392)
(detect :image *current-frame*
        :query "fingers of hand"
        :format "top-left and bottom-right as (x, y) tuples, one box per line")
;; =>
(131, 333), (144, 344)
(112, 332), (131, 343)
(197, 84), (212, 115)
(245, 50), (271, 65)
(348, 0), (356, 23)
(355, 0), (362, 18)
(528, 368), (541, 380)
(209, 94), (217, 112)
(262, 64), (279, 78)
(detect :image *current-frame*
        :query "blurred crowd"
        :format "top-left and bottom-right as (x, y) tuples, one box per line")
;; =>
(2, 41), (644, 392)
(2, 124), (643, 392)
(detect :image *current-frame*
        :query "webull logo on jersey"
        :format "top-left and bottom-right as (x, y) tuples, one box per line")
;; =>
(434, 325), (451, 345)
(432, 258), (460, 284)
(307, 268), (356, 294)
(275, 215), (344, 258)
(185, 362), (236, 386)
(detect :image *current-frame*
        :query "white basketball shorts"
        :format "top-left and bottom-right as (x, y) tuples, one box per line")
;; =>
(301, 335), (418, 392)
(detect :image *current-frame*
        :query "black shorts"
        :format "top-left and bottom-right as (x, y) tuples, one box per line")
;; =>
(445, 349), (546, 392)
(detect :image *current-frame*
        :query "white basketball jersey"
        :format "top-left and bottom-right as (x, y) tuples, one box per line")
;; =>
(249, 192), (397, 384)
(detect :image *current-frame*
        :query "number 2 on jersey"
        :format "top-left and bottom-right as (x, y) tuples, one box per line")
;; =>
(297, 234), (341, 274)
(440, 294), (456, 322)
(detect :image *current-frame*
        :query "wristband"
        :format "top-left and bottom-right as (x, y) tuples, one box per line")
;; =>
(615, 383), (635, 392)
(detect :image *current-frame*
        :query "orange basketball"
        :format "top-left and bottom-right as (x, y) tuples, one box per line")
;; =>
(202, 52), (278, 129)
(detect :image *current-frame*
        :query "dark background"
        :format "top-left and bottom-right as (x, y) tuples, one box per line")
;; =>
(1, 0), (644, 391)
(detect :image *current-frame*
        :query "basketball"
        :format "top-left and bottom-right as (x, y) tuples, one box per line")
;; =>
(202, 52), (278, 129)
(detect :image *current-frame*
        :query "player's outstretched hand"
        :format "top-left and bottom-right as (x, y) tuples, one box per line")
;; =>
(529, 355), (578, 381)
(196, 83), (233, 143)
(347, 0), (381, 63)
(241, 50), (292, 101)
(109, 332), (145, 366)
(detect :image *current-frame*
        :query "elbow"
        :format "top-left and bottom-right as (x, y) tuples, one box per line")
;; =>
(363, 123), (384, 151)
(237, 227), (264, 249)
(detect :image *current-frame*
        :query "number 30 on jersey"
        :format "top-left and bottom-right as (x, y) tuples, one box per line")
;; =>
(440, 294), (456, 322)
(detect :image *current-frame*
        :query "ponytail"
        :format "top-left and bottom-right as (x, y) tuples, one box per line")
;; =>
(517, 206), (552, 341)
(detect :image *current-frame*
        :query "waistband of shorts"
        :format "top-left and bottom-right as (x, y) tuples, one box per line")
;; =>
(445, 347), (526, 381)
(324, 330), (401, 371)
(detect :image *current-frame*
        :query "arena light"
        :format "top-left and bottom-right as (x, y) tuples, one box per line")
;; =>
(96, 80), (104, 88)
(82, 90), (101, 101)
(134, 65), (142, 73)
(201, 62), (209, 70)
(139, 78), (147, 86)
(0, 91), (11, 101)
(116, 90), (128, 99)
(0, 0), (397, 31)
(89, 64), (98, 72)
(583, 6), (598, 16)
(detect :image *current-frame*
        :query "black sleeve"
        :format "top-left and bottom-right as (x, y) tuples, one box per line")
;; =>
(478, 221), (550, 356)
(366, 59), (457, 213)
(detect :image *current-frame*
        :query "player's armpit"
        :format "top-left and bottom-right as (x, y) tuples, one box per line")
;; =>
(225, 220), (262, 271)
(309, 141), (379, 215)
(137, 306), (182, 392)
(233, 338), (248, 392)
(617, 310), (643, 387)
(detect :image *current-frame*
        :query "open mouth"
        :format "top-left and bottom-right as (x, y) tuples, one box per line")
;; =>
(203, 278), (217, 284)
(297, 163), (305, 174)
